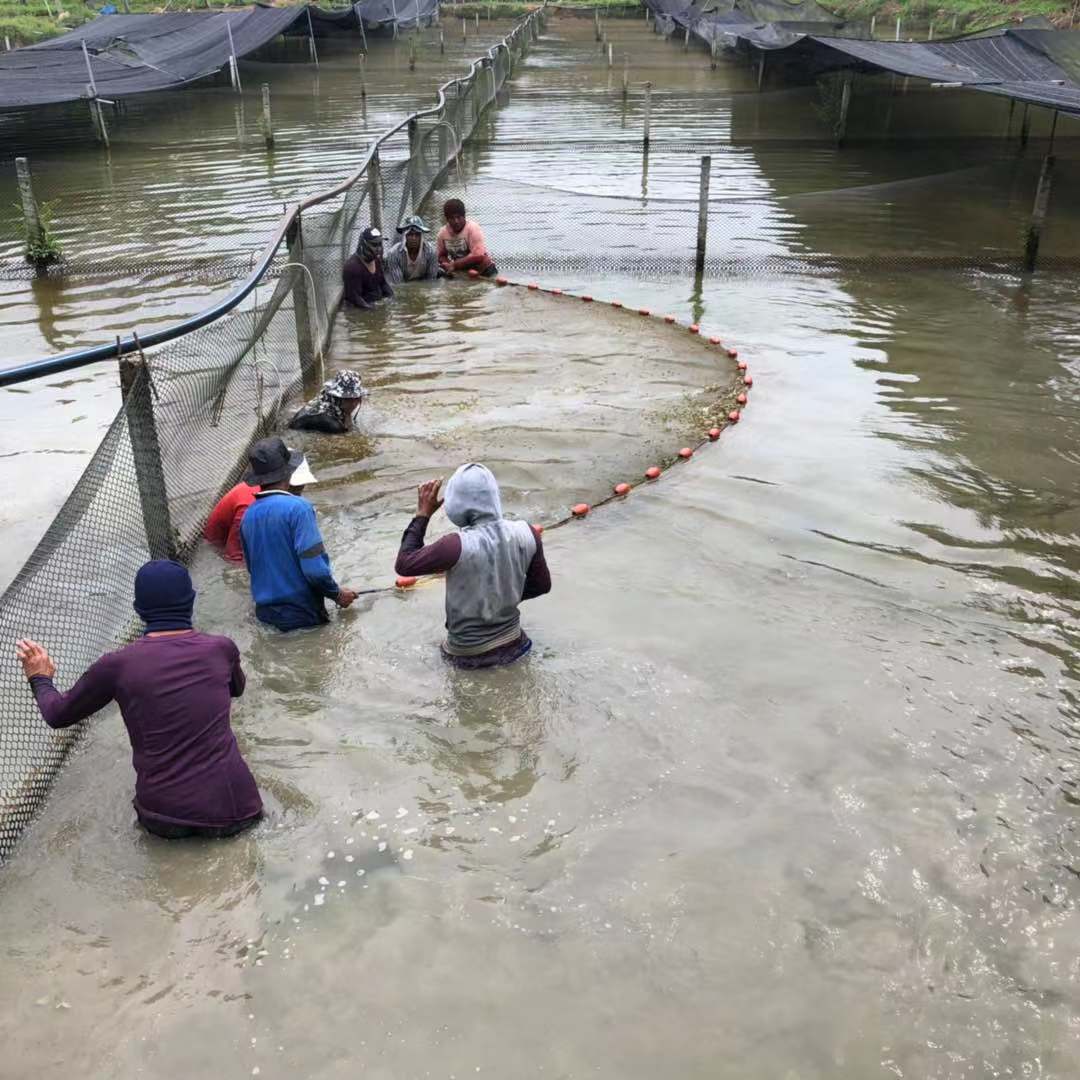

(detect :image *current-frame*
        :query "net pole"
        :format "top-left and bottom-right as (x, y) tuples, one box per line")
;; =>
(261, 84), (274, 149)
(643, 80), (652, 149)
(286, 215), (321, 396)
(119, 351), (177, 561)
(14, 158), (45, 261)
(695, 154), (711, 277)
(1024, 153), (1055, 273)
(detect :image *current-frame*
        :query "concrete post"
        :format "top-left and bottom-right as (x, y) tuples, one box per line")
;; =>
(261, 84), (274, 149)
(14, 158), (45, 259)
(118, 351), (177, 562)
(643, 80), (652, 149)
(836, 70), (852, 145)
(1024, 154), (1055, 272)
(285, 216), (321, 397)
(695, 154), (711, 277)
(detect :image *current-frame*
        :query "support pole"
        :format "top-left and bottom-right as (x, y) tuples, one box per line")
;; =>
(1020, 103), (1031, 149)
(368, 147), (383, 232)
(226, 21), (242, 92)
(643, 80), (652, 149)
(836, 70), (852, 146)
(711, 39), (718, 70)
(623, 55), (629, 97)
(695, 154), (711, 277)
(475, 11), (479, 29)
(358, 13), (368, 50)
(86, 84), (109, 147)
(756, 51), (765, 90)
(608, 41), (613, 67)
(928, 19), (934, 40)
(306, 7), (319, 65)
(869, 13), (875, 36)
(684, 26), (690, 50)
(1004, 97), (1015, 137)
(1024, 153), (1055, 272)
(285, 217), (321, 397)
(440, 27), (445, 54)
(462, 16), (467, 42)
(118, 350), (177, 562)
(895, 15), (901, 40)
(595, 9), (601, 41)
(409, 33), (417, 71)
(15, 157), (46, 266)
(359, 52), (367, 99)
(261, 83), (274, 149)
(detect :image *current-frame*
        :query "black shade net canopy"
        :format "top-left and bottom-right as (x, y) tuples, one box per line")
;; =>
(0, 0), (436, 111)
(648, 0), (1080, 115)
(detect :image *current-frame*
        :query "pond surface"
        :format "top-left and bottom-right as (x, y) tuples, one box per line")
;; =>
(3, 12), (1080, 1080)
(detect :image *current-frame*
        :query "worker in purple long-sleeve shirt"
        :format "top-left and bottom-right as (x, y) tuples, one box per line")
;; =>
(15, 560), (262, 840)
(395, 463), (551, 669)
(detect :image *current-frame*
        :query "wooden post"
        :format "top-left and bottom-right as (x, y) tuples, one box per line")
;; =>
(607, 41), (613, 67)
(1024, 154), (1055, 272)
(285, 217), (321, 396)
(622, 55), (629, 97)
(368, 147), (382, 232)
(261, 83), (274, 149)
(440, 27), (445, 53)
(710, 39), (718, 69)
(14, 158), (45, 259)
(409, 34), (417, 71)
(118, 351), (177, 562)
(359, 52), (367, 99)
(895, 15), (901, 39)
(836, 70), (852, 145)
(643, 80), (652, 149)
(462, 16), (467, 42)
(475, 11), (479, 29)
(869, 13), (875, 36)
(695, 154), (711, 277)
(1020, 103), (1031, 149)
(928, 19), (934, 40)
(684, 26), (690, 50)
(756, 51), (765, 90)
(594, 9), (601, 41)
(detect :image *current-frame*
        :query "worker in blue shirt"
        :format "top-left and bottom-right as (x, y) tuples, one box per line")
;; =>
(239, 437), (357, 631)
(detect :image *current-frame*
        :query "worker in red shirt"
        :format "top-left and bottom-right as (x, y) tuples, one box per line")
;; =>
(204, 453), (317, 564)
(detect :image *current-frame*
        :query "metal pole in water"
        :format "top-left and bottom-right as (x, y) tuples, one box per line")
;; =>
(3, 35), (9, 51)
(119, 347), (177, 562)
(836, 70), (853, 145)
(695, 154), (711, 277)
(643, 80), (652, 149)
(261, 83), (274, 149)
(85, 82), (109, 146)
(359, 12), (368, 50)
(81, 40), (98, 96)
(306, 7), (319, 65)
(226, 21), (242, 91)
(1024, 153), (1055, 272)
(14, 158), (45, 262)
(475, 11), (479, 29)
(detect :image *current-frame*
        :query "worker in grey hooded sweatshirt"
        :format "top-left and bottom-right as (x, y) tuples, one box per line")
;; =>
(395, 463), (551, 668)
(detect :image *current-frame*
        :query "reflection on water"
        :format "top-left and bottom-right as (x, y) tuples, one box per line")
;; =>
(3, 12), (1080, 1080)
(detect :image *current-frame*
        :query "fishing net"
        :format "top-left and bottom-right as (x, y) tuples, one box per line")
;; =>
(0, 9), (544, 864)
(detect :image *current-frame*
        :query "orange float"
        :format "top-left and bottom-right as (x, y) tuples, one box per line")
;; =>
(744, 374), (754, 387)
(708, 428), (721, 441)
(728, 410), (740, 423)
(737, 392), (748, 405)
(645, 466), (662, 480)
(396, 576), (417, 589)
(496, 276), (509, 286)
(527, 282), (539, 290)
(551, 288), (563, 296)
(468, 269), (480, 279)
(639, 308), (651, 316)
(688, 324), (700, 334)
(582, 295), (594, 303)
(614, 482), (632, 496)
(709, 336), (722, 346)
(611, 300), (624, 308)
(571, 503), (591, 517)
(678, 447), (693, 459)
(664, 315), (676, 324)
(737, 360), (747, 371)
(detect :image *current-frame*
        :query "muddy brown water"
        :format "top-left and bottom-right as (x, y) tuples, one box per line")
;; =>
(3, 13), (1080, 1079)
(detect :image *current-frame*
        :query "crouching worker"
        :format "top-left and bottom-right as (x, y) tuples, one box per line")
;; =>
(241, 436), (357, 631)
(395, 463), (551, 668)
(386, 215), (439, 284)
(343, 226), (393, 309)
(288, 370), (369, 435)
(16, 560), (262, 840)
(436, 199), (497, 277)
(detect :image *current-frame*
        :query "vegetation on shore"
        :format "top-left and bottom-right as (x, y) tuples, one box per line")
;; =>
(0, 0), (1074, 49)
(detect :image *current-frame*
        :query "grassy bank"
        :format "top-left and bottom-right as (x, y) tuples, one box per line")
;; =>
(824, 0), (1077, 32)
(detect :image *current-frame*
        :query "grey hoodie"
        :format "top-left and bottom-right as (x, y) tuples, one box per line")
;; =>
(442, 463), (537, 655)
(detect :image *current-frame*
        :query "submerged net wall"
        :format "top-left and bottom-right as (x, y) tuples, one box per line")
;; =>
(0, 8), (544, 865)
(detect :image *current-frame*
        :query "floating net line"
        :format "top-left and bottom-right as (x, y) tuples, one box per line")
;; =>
(0, 8), (545, 865)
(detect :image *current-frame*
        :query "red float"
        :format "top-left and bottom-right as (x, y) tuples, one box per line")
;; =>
(527, 282), (539, 290)
(396, 576), (417, 589)
(468, 269), (480, 279)
(572, 503), (591, 517)
(688, 324), (700, 334)
(727, 348), (738, 359)
(728, 410), (740, 423)
(496, 276), (509, 286)
(737, 392), (748, 406)
(678, 447), (693, 459)
(737, 360), (747, 371)
(639, 308), (651, 316)
(708, 427), (721, 441)
(614, 482), (632, 496)
(645, 466), (662, 480)
(664, 315), (676, 324)
(551, 288), (563, 296)
(611, 300), (624, 308)
(582, 295), (594, 303)
(744, 374), (754, 387)
(709, 336), (722, 346)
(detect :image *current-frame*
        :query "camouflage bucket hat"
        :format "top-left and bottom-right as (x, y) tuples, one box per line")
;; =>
(324, 370), (369, 400)
(396, 214), (431, 235)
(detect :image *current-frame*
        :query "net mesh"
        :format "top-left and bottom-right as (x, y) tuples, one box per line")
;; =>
(0, 9), (544, 864)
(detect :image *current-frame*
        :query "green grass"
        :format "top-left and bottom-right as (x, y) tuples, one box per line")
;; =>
(820, 0), (1076, 32)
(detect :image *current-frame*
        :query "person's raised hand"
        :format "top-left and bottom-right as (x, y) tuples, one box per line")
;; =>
(417, 478), (444, 519)
(16, 639), (56, 680)
(335, 588), (358, 609)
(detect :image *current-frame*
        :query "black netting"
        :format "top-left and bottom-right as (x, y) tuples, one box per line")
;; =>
(0, 8), (544, 864)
